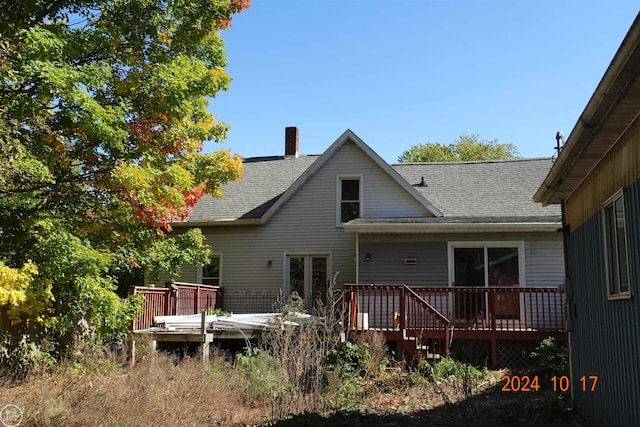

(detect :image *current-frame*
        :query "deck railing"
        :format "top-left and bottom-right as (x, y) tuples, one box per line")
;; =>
(130, 282), (223, 330)
(343, 284), (565, 335)
(222, 289), (282, 314)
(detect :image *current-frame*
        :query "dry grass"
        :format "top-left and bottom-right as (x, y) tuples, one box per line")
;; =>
(1, 281), (348, 426)
(256, 277), (346, 418)
(0, 347), (573, 426)
(0, 280), (570, 426)
(2, 347), (282, 426)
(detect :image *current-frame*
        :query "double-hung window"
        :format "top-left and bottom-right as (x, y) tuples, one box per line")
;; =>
(338, 176), (361, 225)
(603, 190), (630, 299)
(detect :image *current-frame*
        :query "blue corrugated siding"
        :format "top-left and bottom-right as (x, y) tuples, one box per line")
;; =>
(568, 178), (640, 427)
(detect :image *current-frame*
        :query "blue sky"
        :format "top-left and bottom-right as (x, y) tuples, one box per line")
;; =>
(205, 1), (639, 164)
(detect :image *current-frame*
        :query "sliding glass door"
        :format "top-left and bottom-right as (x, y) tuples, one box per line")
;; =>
(450, 243), (523, 324)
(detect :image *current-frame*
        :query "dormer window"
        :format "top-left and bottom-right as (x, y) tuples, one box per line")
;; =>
(338, 176), (361, 225)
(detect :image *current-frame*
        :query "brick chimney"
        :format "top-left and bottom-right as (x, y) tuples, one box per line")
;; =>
(285, 127), (299, 158)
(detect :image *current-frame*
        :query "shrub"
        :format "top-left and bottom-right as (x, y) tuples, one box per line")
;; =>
(236, 347), (287, 407)
(356, 331), (389, 378)
(0, 341), (56, 383)
(530, 337), (567, 380)
(432, 358), (487, 381)
(326, 341), (370, 378)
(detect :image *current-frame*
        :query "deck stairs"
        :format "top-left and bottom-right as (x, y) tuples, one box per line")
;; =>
(344, 284), (452, 361)
(398, 286), (451, 360)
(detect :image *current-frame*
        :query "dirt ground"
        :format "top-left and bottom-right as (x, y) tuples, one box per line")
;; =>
(275, 371), (588, 427)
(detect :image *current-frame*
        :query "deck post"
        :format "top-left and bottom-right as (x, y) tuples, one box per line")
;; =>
(444, 325), (450, 357)
(128, 332), (136, 367)
(201, 343), (210, 362)
(201, 311), (209, 362)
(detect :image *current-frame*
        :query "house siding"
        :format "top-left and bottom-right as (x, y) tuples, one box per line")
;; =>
(567, 177), (640, 427)
(357, 233), (564, 328)
(359, 233), (563, 288)
(525, 240), (565, 287)
(358, 239), (448, 286)
(174, 140), (432, 313)
(334, 141), (431, 219)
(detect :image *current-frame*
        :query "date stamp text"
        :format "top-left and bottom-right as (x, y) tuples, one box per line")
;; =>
(502, 375), (598, 392)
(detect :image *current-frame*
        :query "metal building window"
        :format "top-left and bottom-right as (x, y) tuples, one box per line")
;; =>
(603, 191), (630, 299)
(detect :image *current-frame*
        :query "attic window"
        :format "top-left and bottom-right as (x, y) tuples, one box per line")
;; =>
(338, 176), (361, 225)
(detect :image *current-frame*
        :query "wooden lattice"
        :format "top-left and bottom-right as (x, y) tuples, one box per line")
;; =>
(495, 341), (539, 368)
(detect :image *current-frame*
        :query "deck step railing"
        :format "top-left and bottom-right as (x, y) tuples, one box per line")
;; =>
(343, 284), (452, 357)
(403, 285), (451, 357)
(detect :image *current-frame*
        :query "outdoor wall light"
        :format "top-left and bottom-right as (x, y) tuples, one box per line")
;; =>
(267, 260), (272, 267)
(365, 253), (372, 262)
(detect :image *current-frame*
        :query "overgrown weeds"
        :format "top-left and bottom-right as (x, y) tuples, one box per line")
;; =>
(324, 332), (390, 410)
(0, 291), (570, 426)
(1, 340), (562, 426)
(530, 336), (568, 382)
(528, 337), (569, 421)
(257, 273), (346, 418)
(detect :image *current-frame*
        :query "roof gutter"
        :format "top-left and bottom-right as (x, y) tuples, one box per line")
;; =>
(171, 218), (262, 227)
(343, 222), (561, 234)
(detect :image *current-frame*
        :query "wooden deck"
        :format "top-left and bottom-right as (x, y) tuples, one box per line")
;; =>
(343, 284), (566, 366)
(129, 282), (566, 367)
(130, 282), (223, 331)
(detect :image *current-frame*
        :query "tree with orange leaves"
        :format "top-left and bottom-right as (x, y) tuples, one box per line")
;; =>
(0, 0), (248, 362)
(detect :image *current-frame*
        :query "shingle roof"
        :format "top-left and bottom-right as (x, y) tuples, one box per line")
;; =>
(183, 155), (320, 223)
(179, 145), (560, 225)
(391, 158), (561, 219)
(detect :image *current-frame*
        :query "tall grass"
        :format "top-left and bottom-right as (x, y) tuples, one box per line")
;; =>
(0, 279), (518, 426)
(1, 277), (350, 425)
(3, 348), (276, 426)
(257, 274), (346, 418)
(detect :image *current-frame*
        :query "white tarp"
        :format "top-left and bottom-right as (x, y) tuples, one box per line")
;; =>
(153, 312), (314, 331)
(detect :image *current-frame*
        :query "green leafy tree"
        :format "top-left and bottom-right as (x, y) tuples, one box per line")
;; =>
(398, 134), (521, 163)
(0, 0), (249, 357)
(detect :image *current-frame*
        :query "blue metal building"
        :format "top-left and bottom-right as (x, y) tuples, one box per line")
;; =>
(535, 12), (640, 427)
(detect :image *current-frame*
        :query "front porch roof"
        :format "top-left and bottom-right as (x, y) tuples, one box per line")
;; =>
(343, 216), (561, 233)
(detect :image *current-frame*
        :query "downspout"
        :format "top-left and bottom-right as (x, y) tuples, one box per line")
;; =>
(560, 200), (575, 406)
